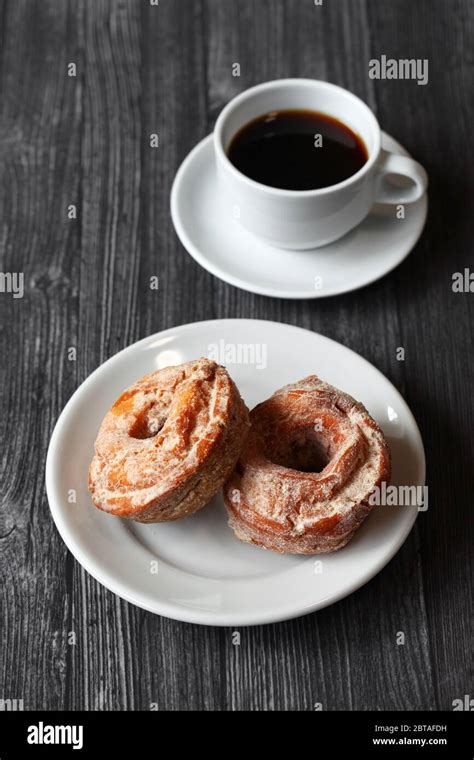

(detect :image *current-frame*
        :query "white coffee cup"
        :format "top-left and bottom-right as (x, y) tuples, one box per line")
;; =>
(214, 78), (428, 250)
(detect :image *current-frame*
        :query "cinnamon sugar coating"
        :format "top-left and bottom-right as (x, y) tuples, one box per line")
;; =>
(89, 359), (250, 522)
(224, 376), (391, 554)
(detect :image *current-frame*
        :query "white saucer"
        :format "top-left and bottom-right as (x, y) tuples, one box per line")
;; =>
(46, 320), (425, 626)
(171, 134), (428, 299)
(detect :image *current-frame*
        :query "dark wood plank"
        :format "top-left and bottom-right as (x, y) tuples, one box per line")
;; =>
(203, 0), (437, 711)
(65, 0), (144, 711)
(366, 0), (474, 712)
(0, 0), (84, 710)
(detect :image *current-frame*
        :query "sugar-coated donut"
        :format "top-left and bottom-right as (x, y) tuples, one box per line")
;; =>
(89, 359), (250, 522)
(224, 375), (391, 554)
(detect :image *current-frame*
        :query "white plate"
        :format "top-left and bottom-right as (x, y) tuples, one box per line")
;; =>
(46, 320), (425, 626)
(171, 133), (428, 299)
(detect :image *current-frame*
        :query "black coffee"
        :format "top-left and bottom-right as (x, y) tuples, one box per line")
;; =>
(227, 109), (368, 191)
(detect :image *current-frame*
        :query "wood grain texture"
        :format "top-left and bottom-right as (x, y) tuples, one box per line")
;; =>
(0, 0), (472, 711)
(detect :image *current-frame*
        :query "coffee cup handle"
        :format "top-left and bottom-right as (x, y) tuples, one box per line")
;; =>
(375, 149), (428, 204)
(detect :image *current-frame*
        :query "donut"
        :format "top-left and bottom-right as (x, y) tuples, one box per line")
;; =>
(89, 358), (250, 522)
(224, 375), (390, 554)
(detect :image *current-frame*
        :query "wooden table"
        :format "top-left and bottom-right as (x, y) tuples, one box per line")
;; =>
(1, 0), (472, 711)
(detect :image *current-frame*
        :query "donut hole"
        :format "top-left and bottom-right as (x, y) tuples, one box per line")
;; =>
(269, 428), (334, 473)
(129, 406), (169, 440)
